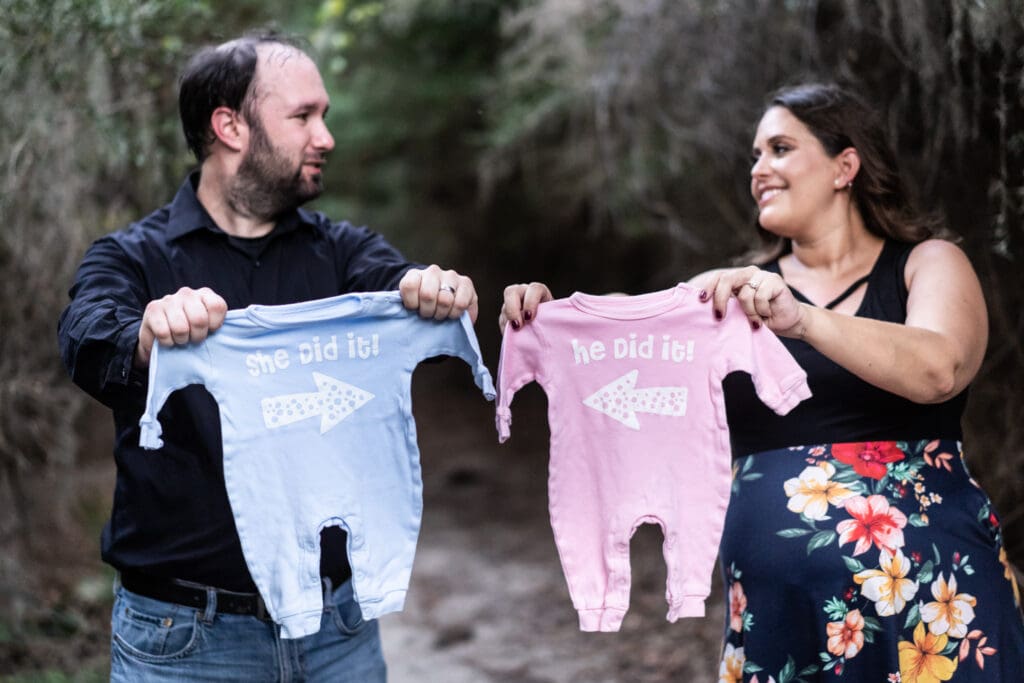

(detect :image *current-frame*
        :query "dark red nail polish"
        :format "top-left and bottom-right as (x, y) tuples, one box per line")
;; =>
(751, 321), (761, 330)
(511, 320), (520, 330)
(714, 310), (723, 320)
(524, 310), (532, 321)
(699, 289), (708, 302)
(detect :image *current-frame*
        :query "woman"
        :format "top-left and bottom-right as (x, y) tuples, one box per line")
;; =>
(500, 83), (1024, 681)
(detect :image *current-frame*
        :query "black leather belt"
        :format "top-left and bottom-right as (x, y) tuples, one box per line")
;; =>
(120, 571), (274, 620)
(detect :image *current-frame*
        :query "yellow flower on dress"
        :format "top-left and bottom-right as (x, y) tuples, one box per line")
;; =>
(718, 643), (744, 683)
(919, 573), (976, 638)
(826, 608), (865, 658)
(898, 622), (958, 683)
(854, 548), (918, 616)
(783, 462), (855, 520)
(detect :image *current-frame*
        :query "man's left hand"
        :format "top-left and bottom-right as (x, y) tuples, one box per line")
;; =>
(399, 265), (479, 323)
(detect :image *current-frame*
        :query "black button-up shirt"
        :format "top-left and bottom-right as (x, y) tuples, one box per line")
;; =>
(58, 174), (416, 591)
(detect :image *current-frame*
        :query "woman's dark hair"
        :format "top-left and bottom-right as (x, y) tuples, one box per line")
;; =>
(178, 30), (306, 162)
(748, 83), (947, 264)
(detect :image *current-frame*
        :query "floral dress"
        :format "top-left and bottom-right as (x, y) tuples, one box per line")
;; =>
(716, 241), (1024, 682)
(718, 439), (1024, 682)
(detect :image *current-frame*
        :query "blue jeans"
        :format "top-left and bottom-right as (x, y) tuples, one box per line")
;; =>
(109, 577), (386, 682)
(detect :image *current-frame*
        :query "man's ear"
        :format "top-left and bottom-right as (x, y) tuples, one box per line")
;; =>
(209, 106), (247, 153)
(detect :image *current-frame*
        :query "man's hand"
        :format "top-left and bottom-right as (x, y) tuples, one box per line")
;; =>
(399, 266), (479, 323)
(135, 287), (228, 368)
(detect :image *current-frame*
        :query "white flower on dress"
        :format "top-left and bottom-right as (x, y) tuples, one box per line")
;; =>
(920, 573), (976, 638)
(783, 462), (855, 520)
(854, 548), (919, 616)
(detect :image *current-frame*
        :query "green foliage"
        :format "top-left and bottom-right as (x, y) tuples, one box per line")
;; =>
(0, 0), (306, 669)
(479, 0), (1024, 562)
(302, 0), (1024, 571)
(309, 0), (508, 261)
(2, 0), (1024, 674)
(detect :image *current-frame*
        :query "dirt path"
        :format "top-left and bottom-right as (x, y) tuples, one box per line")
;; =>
(380, 369), (724, 682)
(1, 364), (724, 681)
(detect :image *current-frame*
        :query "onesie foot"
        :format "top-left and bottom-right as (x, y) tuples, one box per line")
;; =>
(358, 589), (407, 620)
(578, 607), (627, 632)
(666, 596), (705, 622)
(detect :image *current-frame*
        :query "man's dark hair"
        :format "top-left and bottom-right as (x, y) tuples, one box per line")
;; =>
(178, 31), (307, 162)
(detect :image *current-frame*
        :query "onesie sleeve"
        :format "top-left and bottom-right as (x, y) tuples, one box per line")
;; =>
(495, 321), (544, 443)
(420, 312), (496, 400)
(717, 300), (811, 416)
(138, 340), (214, 449)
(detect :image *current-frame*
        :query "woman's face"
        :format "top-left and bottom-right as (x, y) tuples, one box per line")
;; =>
(750, 106), (843, 237)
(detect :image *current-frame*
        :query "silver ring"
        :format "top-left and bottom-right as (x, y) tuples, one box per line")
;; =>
(746, 279), (761, 290)
(439, 284), (457, 295)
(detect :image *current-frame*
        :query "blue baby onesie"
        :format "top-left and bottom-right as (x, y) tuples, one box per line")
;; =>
(138, 291), (495, 639)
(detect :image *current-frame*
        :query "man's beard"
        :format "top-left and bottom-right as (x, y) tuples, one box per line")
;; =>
(227, 119), (325, 221)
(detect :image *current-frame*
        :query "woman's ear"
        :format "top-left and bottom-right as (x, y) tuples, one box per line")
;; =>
(834, 147), (861, 189)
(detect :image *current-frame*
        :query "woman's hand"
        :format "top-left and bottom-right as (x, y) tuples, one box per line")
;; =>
(499, 282), (553, 333)
(693, 266), (807, 337)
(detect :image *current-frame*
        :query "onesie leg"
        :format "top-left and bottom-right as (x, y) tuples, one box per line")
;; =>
(550, 505), (635, 632)
(663, 489), (735, 623)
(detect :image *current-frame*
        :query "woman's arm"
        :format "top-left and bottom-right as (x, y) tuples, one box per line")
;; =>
(696, 239), (988, 404)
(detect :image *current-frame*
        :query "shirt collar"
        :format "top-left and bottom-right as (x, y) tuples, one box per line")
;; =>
(166, 172), (315, 242)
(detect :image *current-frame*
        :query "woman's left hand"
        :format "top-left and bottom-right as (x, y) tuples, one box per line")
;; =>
(696, 266), (806, 337)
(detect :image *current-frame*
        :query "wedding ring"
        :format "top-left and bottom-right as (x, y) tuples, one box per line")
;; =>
(746, 279), (761, 290)
(439, 283), (457, 295)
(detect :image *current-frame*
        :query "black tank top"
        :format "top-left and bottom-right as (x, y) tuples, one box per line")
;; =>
(722, 239), (968, 457)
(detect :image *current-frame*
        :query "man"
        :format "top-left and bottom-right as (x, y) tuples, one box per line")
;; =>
(58, 32), (477, 681)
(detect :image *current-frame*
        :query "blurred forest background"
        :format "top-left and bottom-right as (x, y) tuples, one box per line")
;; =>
(1, 0), (1022, 679)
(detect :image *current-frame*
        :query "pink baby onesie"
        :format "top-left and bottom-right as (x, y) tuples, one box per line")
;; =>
(496, 284), (811, 631)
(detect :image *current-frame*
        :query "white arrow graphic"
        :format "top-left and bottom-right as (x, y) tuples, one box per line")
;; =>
(582, 370), (688, 430)
(261, 371), (374, 434)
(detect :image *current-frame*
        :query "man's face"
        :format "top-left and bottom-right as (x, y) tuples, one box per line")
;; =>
(229, 47), (335, 220)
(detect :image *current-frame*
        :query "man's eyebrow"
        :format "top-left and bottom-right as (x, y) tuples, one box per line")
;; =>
(289, 100), (330, 114)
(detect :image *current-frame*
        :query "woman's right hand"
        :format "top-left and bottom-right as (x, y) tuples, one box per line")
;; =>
(499, 282), (553, 333)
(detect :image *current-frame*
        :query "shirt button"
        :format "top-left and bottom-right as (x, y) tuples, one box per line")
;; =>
(254, 260), (261, 267)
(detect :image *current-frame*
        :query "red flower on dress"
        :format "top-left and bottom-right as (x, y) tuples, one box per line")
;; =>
(837, 495), (908, 556)
(728, 581), (747, 633)
(832, 442), (905, 480)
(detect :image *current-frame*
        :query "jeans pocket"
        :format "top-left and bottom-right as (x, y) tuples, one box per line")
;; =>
(329, 581), (367, 636)
(112, 589), (202, 662)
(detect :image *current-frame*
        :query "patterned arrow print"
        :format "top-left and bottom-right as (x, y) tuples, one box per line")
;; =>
(582, 369), (687, 430)
(261, 371), (374, 434)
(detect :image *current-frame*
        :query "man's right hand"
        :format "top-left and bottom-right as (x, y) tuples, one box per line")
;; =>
(135, 287), (228, 368)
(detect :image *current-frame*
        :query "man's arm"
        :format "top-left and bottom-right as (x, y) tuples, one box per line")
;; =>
(58, 235), (151, 409)
(57, 235), (227, 409)
(332, 220), (478, 322)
